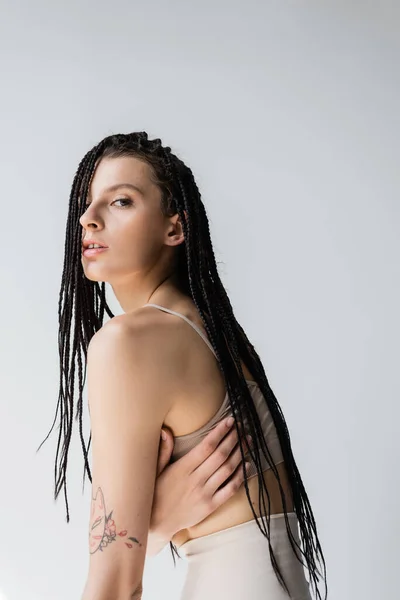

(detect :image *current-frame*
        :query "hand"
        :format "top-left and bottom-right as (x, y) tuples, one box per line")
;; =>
(148, 417), (252, 555)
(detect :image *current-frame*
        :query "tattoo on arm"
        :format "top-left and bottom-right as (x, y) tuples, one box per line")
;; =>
(89, 487), (143, 554)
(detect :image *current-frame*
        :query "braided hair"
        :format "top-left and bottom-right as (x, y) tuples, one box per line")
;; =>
(37, 132), (328, 599)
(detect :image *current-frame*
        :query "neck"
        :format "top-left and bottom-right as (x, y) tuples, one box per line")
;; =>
(112, 269), (187, 314)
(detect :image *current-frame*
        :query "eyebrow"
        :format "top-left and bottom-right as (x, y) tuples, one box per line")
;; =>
(88, 182), (144, 200)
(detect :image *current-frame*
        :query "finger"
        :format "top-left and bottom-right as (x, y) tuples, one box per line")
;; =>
(182, 417), (236, 473)
(209, 460), (252, 511)
(204, 435), (252, 491)
(194, 423), (251, 485)
(156, 428), (174, 477)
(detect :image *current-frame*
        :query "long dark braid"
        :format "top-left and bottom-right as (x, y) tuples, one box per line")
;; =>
(37, 132), (328, 599)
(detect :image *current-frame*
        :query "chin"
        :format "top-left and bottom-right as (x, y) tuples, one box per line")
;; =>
(81, 265), (107, 283)
(84, 274), (103, 283)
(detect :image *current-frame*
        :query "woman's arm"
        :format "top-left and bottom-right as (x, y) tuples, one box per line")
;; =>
(81, 319), (175, 600)
(147, 417), (253, 557)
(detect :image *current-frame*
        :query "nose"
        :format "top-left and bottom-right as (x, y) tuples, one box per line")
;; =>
(79, 206), (103, 230)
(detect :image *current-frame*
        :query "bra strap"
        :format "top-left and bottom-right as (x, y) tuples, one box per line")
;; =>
(142, 303), (218, 359)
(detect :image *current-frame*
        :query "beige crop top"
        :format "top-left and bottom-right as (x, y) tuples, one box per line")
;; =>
(143, 303), (284, 478)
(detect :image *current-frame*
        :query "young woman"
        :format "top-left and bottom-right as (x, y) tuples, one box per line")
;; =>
(39, 132), (327, 600)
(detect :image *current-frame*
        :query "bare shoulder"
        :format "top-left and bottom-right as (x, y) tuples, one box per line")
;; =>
(88, 309), (184, 398)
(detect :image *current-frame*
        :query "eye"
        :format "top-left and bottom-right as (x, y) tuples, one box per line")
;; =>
(112, 197), (132, 208)
(83, 198), (132, 209)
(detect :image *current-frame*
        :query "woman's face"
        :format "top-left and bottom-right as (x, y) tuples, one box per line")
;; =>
(79, 155), (179, 285)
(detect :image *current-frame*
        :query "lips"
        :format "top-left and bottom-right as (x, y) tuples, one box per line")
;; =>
(82, 246), (108, 258)
(82, 239), (108, 249)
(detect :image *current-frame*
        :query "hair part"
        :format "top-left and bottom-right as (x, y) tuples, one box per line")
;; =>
(37, 132), (328, 599)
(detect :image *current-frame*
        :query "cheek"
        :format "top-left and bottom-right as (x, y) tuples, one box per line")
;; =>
(120, 214), (164, 258)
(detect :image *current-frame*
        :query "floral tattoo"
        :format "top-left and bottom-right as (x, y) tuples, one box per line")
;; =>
(89, 487), (142, 554)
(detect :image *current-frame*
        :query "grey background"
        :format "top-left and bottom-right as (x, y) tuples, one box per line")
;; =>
(0, 1), (398, 599)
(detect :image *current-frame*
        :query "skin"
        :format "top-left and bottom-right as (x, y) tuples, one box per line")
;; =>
(79, 155), (248, 599)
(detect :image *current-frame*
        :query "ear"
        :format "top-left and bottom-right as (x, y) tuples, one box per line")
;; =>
(166, 211), (186, 247)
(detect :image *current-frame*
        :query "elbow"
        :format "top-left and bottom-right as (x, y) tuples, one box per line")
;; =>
(120, 580), (143, 600)
(130, 582), (143, 599)
(83, 578), (143, 600)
